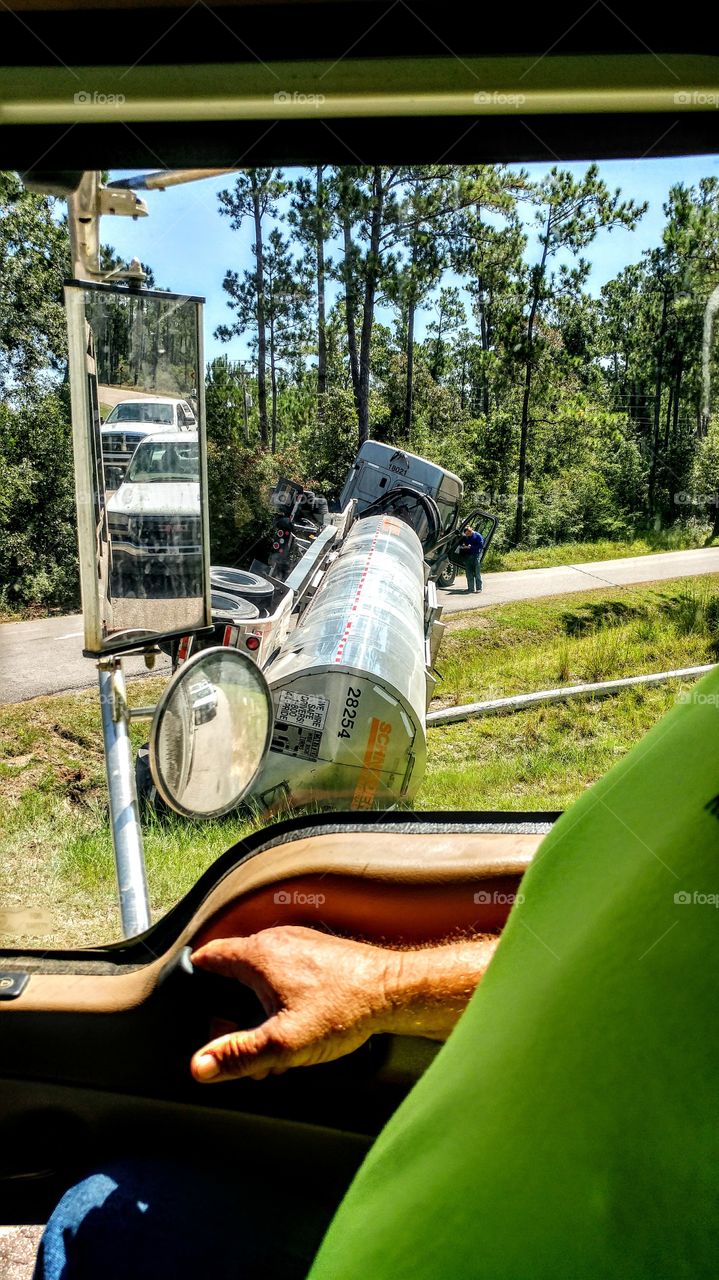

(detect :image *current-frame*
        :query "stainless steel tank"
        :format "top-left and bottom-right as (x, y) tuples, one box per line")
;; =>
(250, 513), (429, 811)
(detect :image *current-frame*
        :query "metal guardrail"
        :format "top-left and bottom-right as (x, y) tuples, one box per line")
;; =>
(428, 664), (718, 725)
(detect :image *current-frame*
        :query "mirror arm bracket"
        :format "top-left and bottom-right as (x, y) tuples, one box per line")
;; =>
(66, 172), (149, 281)
(97, 659), (156, 721)
(97, 655), (127, 724)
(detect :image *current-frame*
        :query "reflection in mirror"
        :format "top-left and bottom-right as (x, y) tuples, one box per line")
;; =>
(64, 282), (211, 654)
(150, 648), (274, 818)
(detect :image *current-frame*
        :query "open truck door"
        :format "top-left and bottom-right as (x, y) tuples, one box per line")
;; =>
(430, 509), (499, 588)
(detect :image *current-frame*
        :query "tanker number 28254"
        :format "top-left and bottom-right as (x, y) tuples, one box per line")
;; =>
(338, 687), (362, 739)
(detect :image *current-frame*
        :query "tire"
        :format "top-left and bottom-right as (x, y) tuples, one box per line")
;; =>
(210, 566), (275, 604)
(437, 564), (456, 589)
(210, 590), (260, 621)
(135, 744), (170, 816)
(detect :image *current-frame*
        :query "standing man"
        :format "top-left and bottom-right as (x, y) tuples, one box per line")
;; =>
(458, 525), (484, 593)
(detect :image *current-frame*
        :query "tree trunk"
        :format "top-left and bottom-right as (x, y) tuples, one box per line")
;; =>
(663, 378), (674, 452)
(150, 328), (160, 383)
(428, 306), (444, 435)
(648, 284), (668, 516)
(514, 224), (550, 545)
(241, 372), (250, 442)
(514, 353), (533, 545)
(315, 165), (327, 424)
(357, 166), (385, 447)
(672, 367), (681, 443)
(476, 275), (490, 421)
(404, 292), (416, 442)
(341, 209), (360, 417)
(269, 313), (278, 454)
(252, 182), (269, 448)
(431, 310), (444, 380)
(460, 346), (468, 412)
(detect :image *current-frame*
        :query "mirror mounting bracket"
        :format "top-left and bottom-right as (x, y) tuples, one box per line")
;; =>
(97, 655), (127, 724)
(66, 171), (149, 281)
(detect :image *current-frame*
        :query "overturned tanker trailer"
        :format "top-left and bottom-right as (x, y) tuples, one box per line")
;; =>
(248, 513), (442, 813)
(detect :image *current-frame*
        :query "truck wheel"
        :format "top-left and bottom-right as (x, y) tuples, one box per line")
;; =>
(211, 590), (260, 620)
(135, 744), (169, 816)
(438, 565), (456, 589)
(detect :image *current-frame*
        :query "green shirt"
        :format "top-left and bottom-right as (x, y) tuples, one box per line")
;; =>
(308, 670), (719, 1279)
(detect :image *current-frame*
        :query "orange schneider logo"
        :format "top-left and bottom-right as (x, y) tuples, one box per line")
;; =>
(351, 717), (393, 810)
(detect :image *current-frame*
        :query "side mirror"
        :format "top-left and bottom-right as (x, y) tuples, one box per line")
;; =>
(64, 280), (212, 655)
(149, 647), (273, 818)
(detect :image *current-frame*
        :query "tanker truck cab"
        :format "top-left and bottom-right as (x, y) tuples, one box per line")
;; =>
(339, 441), (463, 532)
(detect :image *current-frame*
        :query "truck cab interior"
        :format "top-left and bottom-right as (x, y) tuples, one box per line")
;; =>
(1, 0), (717, 1262)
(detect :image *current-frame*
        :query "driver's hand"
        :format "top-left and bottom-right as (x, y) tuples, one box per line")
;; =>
(189, 926), (398, 1083)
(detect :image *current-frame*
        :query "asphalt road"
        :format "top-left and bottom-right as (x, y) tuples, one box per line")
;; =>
(2, 547), (718, 703)
(0, 614), (170, 703)
(438, 545), (719, 613)
(99, 385), (179, 409)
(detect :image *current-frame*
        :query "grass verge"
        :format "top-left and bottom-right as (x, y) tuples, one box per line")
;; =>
(433, 575), (719, 707)
(0, 679), (259, 949)
(418, 685), (687, 812)
(483, 525), (718, 573)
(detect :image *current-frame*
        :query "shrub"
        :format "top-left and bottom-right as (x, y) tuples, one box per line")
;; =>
(0, 391), (79, 610)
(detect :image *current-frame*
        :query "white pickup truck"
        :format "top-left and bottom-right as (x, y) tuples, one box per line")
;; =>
(105, 432), (202, 597)
(101, 397), (197, 490)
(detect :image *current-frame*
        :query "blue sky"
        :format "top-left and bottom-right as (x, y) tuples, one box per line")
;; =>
(105, 155), (719, 364)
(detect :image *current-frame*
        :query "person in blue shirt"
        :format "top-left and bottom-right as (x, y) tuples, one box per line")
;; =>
(458, 525), (484, 593)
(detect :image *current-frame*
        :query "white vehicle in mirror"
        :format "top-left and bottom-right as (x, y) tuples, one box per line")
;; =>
(101, 396), (197, 489)
(105, 432), (201, 597)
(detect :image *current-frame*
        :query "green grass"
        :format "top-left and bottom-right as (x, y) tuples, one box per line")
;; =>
(418, 573), (719, 813)
(432, 575), (719, 707)
(418, 685), (687, 812)
(1, 575), (717, 950)
(483, 525), (718, 572)
(0, 680), (261, 948)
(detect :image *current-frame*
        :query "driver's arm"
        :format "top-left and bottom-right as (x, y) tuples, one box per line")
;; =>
(190, 926), (498, 1083)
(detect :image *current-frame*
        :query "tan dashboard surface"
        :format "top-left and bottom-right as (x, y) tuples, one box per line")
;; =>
(2, 829), (542, 1013)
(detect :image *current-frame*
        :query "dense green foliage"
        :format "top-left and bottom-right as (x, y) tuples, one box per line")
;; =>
(2, 163), (719, 606)
(209, 163), (719, 561)
(0, 389), (78, 610)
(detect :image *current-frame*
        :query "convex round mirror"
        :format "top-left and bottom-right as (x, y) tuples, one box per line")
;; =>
(149, 647), (273, 818)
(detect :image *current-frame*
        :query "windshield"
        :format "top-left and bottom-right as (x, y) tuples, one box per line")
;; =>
(126, 441), (199, 483)
(106, 402), (175, 425)
(436, 500), (459, 533)
(2, 157), (719, 949)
